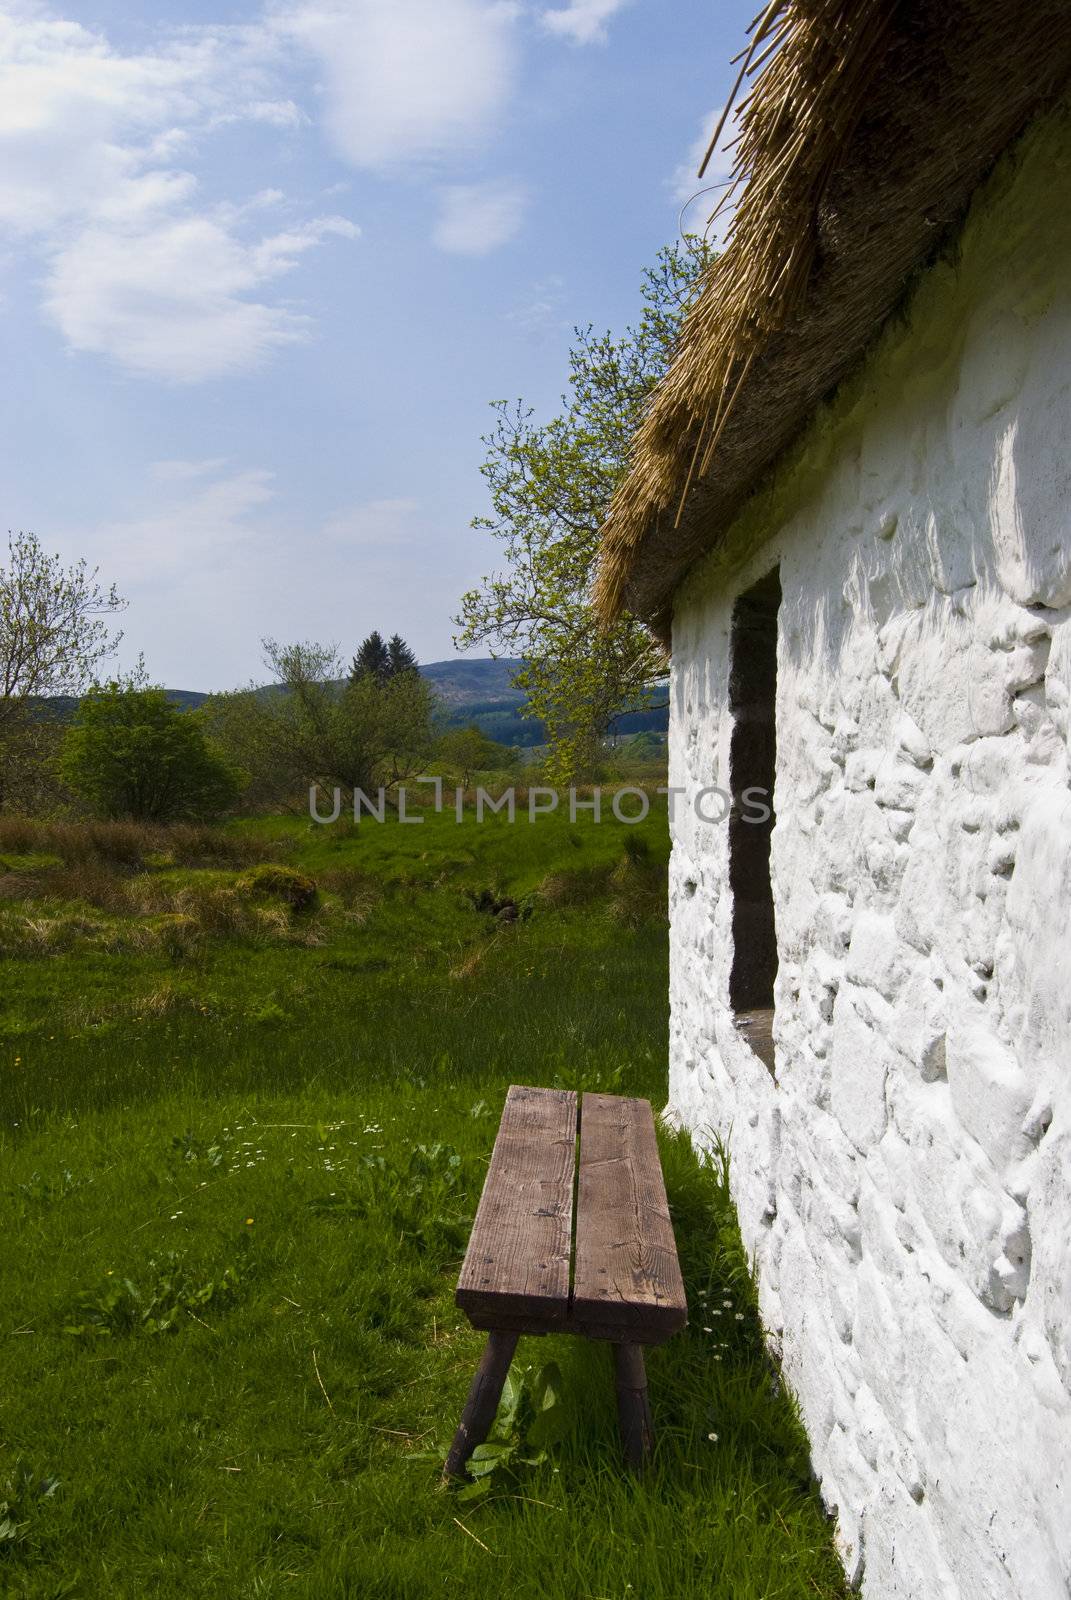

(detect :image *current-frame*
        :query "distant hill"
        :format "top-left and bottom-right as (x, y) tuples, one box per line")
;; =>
(30, 689), (212, 721)
(419, 658), (525, 708)
(34, 658), (666, 748)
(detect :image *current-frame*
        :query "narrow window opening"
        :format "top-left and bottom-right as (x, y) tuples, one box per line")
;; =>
(728, 566), (781, 1074)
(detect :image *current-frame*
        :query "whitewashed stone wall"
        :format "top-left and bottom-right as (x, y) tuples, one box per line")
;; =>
(667, 103), (1071, 1599)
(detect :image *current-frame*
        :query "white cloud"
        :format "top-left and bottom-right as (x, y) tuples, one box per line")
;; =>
(541, 0), (630, 45)
(0, 0), (552, 379)
(272, 0), (519, 172)
(45, 212), (357, 383)
(669, 104), (741, 245)
(71, 474), (436, 686)
(432, 180), (526, 256)
(89, 461), (277, 585)
(0, 8), (358, 380)
(0, 14), (246, 233)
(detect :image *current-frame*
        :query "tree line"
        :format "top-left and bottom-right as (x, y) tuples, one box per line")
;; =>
(3, 233), (705, 812)
(0, 533), (516, 822)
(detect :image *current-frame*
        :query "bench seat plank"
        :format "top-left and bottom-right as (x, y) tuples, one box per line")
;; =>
(571, 1093), (687, 1344)
(455, 1085), (578, 1332)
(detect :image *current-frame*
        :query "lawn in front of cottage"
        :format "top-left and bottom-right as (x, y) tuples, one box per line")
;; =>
(0, 803), (847, 1599)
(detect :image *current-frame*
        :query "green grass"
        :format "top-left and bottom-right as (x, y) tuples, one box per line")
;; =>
(0, 806), (847, 1599)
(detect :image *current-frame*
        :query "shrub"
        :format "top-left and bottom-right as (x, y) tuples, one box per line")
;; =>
(235, 863), (318, 913)
(60, 683), (242, 823)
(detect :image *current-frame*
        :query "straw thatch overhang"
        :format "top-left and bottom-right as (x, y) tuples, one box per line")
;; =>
(595, 0), (1071, 639)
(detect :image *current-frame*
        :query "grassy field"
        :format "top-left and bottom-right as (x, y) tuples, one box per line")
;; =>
(0, 803), (847, 1599)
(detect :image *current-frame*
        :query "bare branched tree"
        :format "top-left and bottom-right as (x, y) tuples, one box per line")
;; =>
(0, 531), (126, 728)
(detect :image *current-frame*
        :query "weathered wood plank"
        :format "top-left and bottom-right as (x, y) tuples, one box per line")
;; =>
(456, 1085), (577, 1331)
(572, 1093), (687, 1344)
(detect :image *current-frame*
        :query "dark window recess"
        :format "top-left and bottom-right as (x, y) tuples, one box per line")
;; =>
(728, 567), (780, 1071)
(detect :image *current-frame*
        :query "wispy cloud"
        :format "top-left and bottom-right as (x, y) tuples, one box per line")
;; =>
(505, 273), (568, 338)
(72, 473), (431, 685)
(541, 0), (630, 45)
(322, 498), (421, 547)
(0, 8), (358, 381)
(433, 180), (526, 256)
(89, 461), (277, 584)
(149, 457), (229, 484)
(0, 0), (619, 379)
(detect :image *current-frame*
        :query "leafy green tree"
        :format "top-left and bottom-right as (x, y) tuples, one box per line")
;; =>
(436, 724), (517, 787)
(454, 239), (713, 780)
(0, 531), (125, 807)
(351, 631), (390, 685)
(207, 639), (437, 808)
(60, 682), (241, 822)
(365, 666), (437, 786)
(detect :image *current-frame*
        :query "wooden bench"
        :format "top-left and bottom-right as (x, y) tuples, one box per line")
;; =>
(445, 1085), (687, 1476)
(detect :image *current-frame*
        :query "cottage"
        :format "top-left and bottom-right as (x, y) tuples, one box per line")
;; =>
(598, 4), (1071, 1596)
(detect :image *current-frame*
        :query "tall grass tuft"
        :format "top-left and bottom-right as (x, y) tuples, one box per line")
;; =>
(0, 817), (287, 871)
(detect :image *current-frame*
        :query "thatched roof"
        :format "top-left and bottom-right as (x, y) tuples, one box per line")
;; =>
(595, 0), (1071, 634)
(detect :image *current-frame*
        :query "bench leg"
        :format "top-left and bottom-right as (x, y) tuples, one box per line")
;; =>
(613, 1342), (654, 1470)
(444, 1330), (520, 1480)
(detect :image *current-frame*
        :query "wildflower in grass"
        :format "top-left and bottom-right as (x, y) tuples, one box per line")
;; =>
(708, 1431), (719, 1442)
(246, 1217), (254, 1226)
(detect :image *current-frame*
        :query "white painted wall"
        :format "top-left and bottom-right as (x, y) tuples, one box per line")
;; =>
(667, 102), (1071, 1599)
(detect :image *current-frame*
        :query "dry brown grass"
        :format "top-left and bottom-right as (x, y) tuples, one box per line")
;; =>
(608, 856), (666, 930)
(0, 862), (334, 959)
(318, 866), (382, 924)
(0, 816), (283, 870)
(449, 935), (506, 980)
(536, 866), (613, 908)
(0, 818), (322, 957)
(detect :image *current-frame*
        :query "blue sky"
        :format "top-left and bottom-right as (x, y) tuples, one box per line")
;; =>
(1, 0), (752, 690)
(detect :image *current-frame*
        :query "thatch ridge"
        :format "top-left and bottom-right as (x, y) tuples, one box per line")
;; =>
(596, 0), (1071, 632)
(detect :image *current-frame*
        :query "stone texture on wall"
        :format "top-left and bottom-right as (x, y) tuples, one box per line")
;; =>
(667, 102), (1071, 1599)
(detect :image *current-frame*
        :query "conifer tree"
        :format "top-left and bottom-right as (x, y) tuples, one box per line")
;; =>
(350, 630), (390, 684)
(386, 634), (418, 678)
